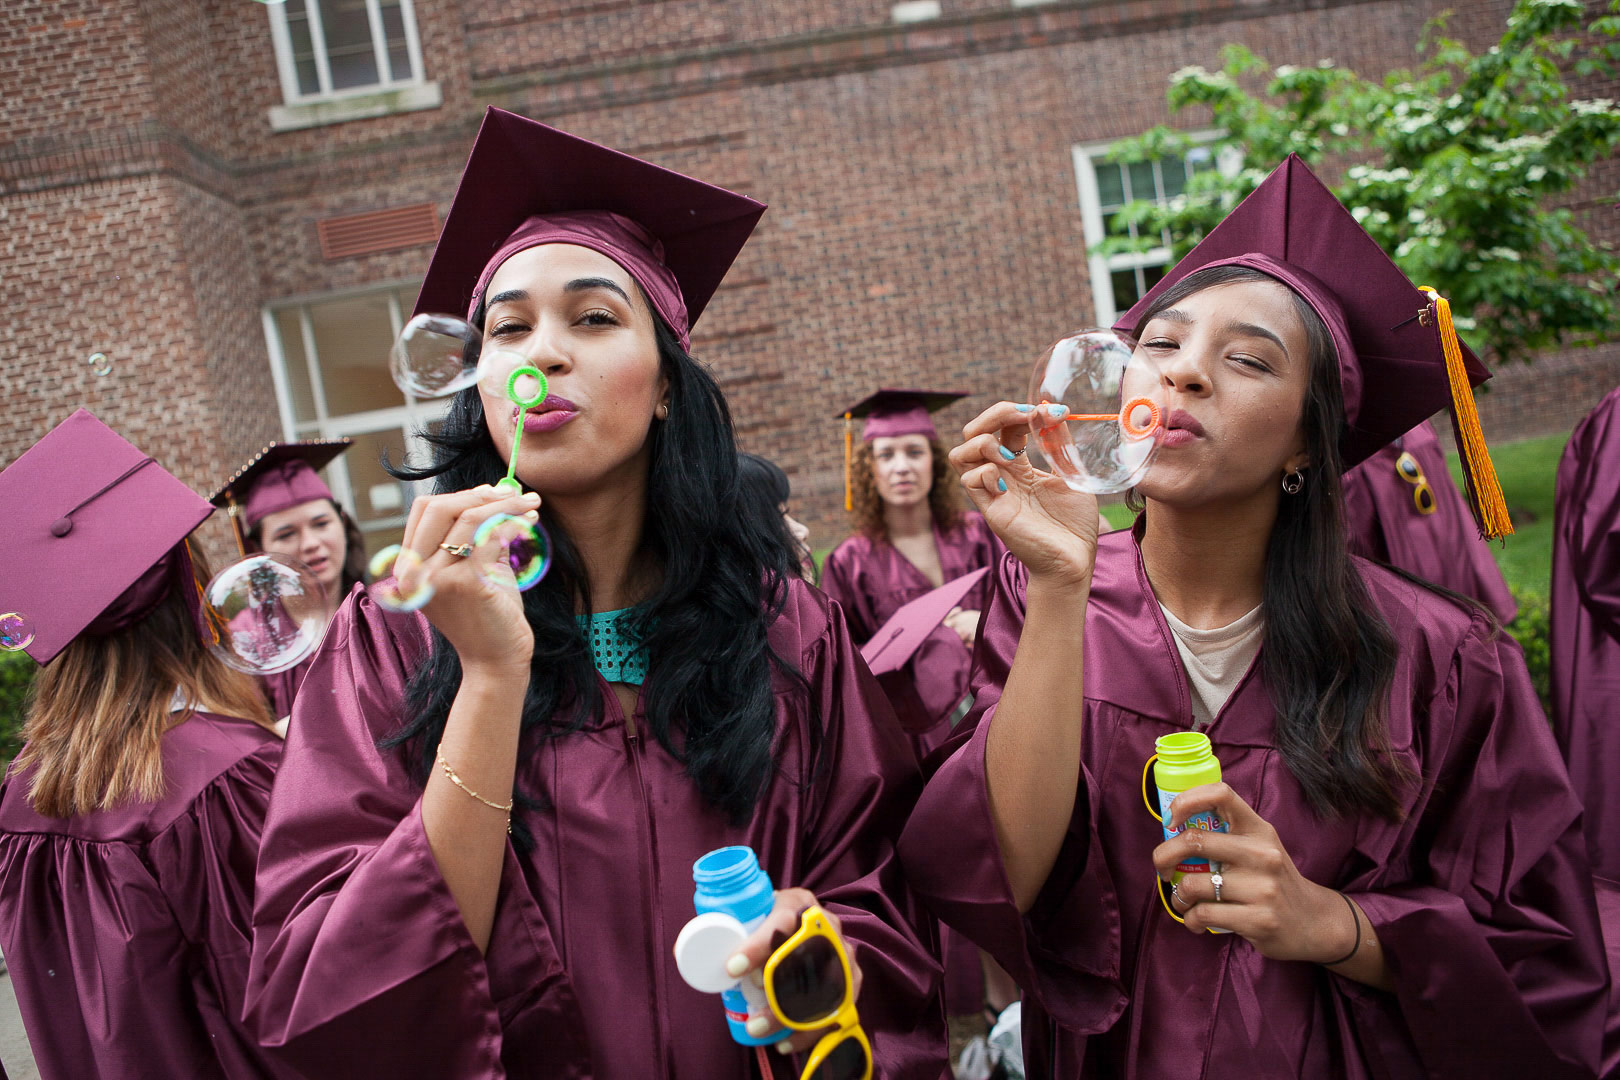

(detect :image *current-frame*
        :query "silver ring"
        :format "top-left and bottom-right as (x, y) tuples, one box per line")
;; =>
(1210, 872), (1224, 903)
(1009, 446), (1026, 458)
(1170, 883), (1184, 909)
(439, 542), (474, 558)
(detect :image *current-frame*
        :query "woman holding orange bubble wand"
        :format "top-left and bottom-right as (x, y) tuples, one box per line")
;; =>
(243, 109), (947, 1080)
(898, 156), (1607, 1078)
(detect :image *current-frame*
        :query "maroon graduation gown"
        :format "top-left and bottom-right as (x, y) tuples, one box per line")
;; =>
(820, 512), (1004, 756)
(898, 531), (1607, 1078)
(1551, 386), (1620, 887)
(244, 580), (947, 1080)
(257, 656), (312, 721)
(0, 712), (288, 1080)
(1343, 421), (1516, 623)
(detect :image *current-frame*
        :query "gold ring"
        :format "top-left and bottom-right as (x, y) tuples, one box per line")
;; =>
(439, 542), (474, 558)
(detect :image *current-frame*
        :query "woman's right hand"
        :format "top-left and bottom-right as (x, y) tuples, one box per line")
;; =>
(950, 401), (1100, 589)
(398, 485), (540, 674)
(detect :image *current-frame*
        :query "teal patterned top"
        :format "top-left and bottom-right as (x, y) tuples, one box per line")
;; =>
(576, 608), (649, 686)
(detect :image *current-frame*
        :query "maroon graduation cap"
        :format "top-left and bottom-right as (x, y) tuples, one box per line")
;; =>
(0, 410), (214, 664)
(1113, 153), (1511, 538)
(414, 107), (767, 351)
(209, 439), (353, 554)
(835, 388), (968, 511)
(860, 568), (990, 675)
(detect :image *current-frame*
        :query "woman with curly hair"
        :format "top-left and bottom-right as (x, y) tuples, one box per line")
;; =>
(822, 389), (1003, 755)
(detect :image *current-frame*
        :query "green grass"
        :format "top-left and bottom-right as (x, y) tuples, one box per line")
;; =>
(1444, 431), (1568, 600)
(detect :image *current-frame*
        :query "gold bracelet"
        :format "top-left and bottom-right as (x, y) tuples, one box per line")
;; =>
(435, 745), (514, 834)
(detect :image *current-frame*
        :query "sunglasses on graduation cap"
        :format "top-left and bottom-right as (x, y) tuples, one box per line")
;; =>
(1394, 450), (1438, 515)
(763, 906), (873, 1080)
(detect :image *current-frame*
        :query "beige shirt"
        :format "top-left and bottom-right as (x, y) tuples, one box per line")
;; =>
(1160, 603), (1265, 730)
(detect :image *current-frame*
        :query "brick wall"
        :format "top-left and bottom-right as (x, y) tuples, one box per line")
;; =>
(3, 0), (1614, 553)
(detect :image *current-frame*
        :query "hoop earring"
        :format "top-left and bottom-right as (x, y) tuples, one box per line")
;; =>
(656, 403), (669, 420)
(1282, 469), (1306, 495)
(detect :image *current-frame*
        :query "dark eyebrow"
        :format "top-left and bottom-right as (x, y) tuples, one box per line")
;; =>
(488, 278), (632, 308)
(1228, 321), (1289, 357)
(1145, 308), (1289, 358)
(564, 276), (631, 303)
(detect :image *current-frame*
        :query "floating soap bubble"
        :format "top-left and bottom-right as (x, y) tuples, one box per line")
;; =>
(369, 544), (435, 612)
(0, 612), (36, 652)
(391, 314), (481, 398)
(472, 512), (551, 591)
(87, 353), (113, 377)
(1027, 329), (1163, 494)
(204, 554), (326, 675)
(390, 313), (536, 402)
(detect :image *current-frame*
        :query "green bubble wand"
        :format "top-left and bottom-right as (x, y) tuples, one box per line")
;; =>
(495, 364), (550, 494)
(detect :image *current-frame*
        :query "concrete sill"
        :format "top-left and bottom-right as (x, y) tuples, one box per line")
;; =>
(268, 81), (442, 133)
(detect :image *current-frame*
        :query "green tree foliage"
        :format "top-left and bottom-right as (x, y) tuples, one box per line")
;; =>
(0, 650), (34, 777)
(1102, 0), (1620, 364)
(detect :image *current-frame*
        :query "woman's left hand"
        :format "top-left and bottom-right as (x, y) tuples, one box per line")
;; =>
(726, 888), (863, 1053)
(943, 606), (980, 647)
(1154, 783), (1356, 963)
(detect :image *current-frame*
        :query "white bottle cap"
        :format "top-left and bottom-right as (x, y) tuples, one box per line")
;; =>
(673, 911), (749, 994)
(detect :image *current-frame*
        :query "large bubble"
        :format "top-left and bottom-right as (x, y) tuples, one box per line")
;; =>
(204, 554), (327, 675)
(389, 313), (534, 401)
(0, 612), (36, 652)
(1027, 329), (1163, 494)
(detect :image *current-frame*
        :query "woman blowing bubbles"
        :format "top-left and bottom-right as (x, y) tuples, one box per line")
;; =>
(898, 157), (1607, 1077)
(245, 109), (945, 1079)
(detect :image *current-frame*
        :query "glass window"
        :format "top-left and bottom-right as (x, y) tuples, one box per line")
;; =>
(267, 0), (421, 103)
(263, 281), (445, 560)
(1076, 139), (1224, 324)
(273, 308), (318, 428)
(307, 293), (404, 417)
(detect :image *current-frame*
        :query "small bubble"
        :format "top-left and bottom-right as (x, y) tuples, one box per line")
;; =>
(369, 545), (434, 612)
(472, 513), (551, 591)
(0, 612), (35, 652)
(88, 352), (112, 376)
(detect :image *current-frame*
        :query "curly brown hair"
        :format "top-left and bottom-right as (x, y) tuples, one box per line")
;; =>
(849, 437), (961, 540)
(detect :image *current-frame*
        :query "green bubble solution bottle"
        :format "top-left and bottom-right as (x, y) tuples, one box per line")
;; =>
(1148, 731), (1229, 886)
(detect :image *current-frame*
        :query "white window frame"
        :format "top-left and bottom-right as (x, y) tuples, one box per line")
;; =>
(260, 280), (450, 540)
(1072, 132), (1237, 325)
(266, 0), (426, 106)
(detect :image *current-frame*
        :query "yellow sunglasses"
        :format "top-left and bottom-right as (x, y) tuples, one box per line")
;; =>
(762, 906), (873, 1080)
(1394, 451), (1437, 515)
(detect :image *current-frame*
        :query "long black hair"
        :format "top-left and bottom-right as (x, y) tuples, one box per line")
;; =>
(1135, 265), (1411, 821)
(384, 309), (806, 836)
(736, 452), (805, 581)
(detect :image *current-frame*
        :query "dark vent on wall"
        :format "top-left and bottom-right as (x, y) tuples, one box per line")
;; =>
(317, 203), (440, 260)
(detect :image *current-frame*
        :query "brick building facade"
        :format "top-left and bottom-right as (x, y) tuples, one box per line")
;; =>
(2, 0), (1615, 555)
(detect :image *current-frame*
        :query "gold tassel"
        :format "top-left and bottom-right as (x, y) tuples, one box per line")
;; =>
(843, 412), (854, 513)
(1420, 287), (1513, 540)
(224, 492), (249, 558)
(183, 538), (222, 646)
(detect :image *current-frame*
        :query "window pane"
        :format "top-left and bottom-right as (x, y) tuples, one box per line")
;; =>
(1161, 157), (1189, 199)
(1094, 162), (1125, 209)
(307, 293), (404, 416)
(381, 2), (414, 81)
(1111, 268), (1144, 312)
(319, 0), (381, 91)
(1142, 263), (1167, 292)
(284, 0), (322, 96)
(1127, 161), (1157, 203)
(342, 427), (413, 528)
(273, 308), (319, 425)
(1187, 145), (1215, 174)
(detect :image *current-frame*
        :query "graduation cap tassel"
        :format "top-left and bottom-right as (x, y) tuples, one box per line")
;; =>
(1421, 288), (1513, 541)
(843, 412), (854, 513)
